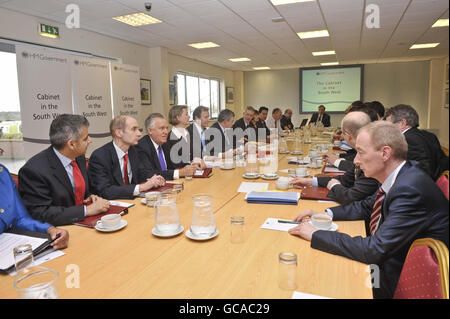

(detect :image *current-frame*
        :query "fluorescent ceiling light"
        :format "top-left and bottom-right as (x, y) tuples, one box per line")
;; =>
(188, 42), (220, 49)
(312, 50), (335, 56)
(113, 13), (162, 26)
(253, 66), (271, 70)
(410, 43), (440, 49)
(271, 0), (315, 5)
(297, 29), (329, 39)
(229, 57), (251, 62)
(39, 32), (59, 39)
(432, 19), (449, 28)
(321, 62), (339, 66)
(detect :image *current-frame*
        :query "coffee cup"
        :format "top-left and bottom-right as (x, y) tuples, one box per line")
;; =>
(311, 214), (332, 230)
(295, 167), (307, 177)
(276, 178), (290, 190)
(223, 161), (234, 169)
(145, 191), (161, 207)
(309, 150), (319, 158)
(100, 214), (121, 229)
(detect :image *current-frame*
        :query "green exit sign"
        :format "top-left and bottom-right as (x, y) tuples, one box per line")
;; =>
(39, 23), (60, 38)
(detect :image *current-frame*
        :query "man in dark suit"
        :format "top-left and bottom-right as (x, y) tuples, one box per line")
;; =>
(88, 116), (165, 200)
(137, 113), (197, 181)
(280, 108), (294, 130)
(310, 105), (331, 127)
(232, 106), (256, 145)
(385, 104), (448, 180)
(257, 106), (271, 138)
(292, 111), (379, 205)
(187, 106), (210, 161)
(288, 121), (449, 299)
(18, 114), (110, 226)
(204, 109), (236, 158)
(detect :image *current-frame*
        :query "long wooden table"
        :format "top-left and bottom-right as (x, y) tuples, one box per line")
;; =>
(0, 143), (373, 299)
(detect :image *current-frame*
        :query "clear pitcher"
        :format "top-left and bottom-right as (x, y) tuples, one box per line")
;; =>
(190, 194), (216, 238)
(155, 194), (181, 235)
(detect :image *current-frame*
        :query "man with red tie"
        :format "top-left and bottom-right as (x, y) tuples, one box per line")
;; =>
(288, 121), (448, 298)
(18, 114), (110, 226)
(88, 115), (165, 199)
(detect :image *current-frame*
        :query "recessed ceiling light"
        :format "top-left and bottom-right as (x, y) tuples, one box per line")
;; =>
(410, 43), (440, 49)
(432, 19), (449, 28)
(253, 66), (271, 70)
(312, 50), (336, 56)
(188, 42), (220, 49)
(321, 62), (339, 66)
(271, 0), (315, 5)
(229, 57), (251, 62)
(113, 13), (162, 26)
(297, 30), (329, 39)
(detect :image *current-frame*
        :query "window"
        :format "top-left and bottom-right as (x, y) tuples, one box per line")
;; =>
(176, 73), (221, 119)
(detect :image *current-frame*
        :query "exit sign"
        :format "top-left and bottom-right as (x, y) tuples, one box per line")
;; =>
(39, 23), (60, 38)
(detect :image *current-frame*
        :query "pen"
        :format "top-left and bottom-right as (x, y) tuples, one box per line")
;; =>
(277, 220), (302, 224)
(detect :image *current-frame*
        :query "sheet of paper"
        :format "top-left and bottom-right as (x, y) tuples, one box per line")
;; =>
(237, 182), (269, 193)
(0, 233), (48, 270)
(194, 170), (204, 176)
(109, 201), (134, 208)
(292, 291), (332, 299)
(260, 218), (299, 232)
(8, 249), (66, 276)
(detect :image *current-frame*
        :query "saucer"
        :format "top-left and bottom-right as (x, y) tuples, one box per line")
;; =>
(185, 229), (219, 241)
(243, 173), (260, 179)
(289, 171), (309, 178)
(307, 164), (322, 169)
(221, 165), (235, 170)
(262, 174), (279, 180)
(291, 151), (303, 155)
(95, 220), (127, 232)
(279, 150), (290, 154)
(308, 220), (338, 231)
(152, 225), (184, 238)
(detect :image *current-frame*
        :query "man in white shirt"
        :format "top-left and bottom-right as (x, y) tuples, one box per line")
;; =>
(187, 106), (210, 160)
(265, 108), (282, 132)
(288, 121), (449, 298)
(88, 116), (166, 200)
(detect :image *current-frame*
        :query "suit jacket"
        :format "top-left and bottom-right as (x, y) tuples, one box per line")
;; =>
(311, 162), (449, 299)
(87, 142), (146, 200)
(186, 123), (205, 161)
(166, 130), (191, 166)
(405, 128), (449, 180)
(204, 122), (234, 156)
(18, 147), (90, 226)
(317, 165), (380, 205)
(280, 115), (294, 130)
(0, 164), (52, 234)
(137, 135), (181, 181)
(232, 117), (257, 145)
(310, 112), (331, 127)
(256, 119), (271, 137)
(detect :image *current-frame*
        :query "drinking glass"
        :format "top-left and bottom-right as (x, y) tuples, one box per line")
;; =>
(230, 216), (245, 244)
(278, 253), (298, 290)
(14, 266), (58, 299)
(13, 244), (34, 272)
(155, 194), (181, 235)
(245, 155), (258, 175)
(190, 194), (216, 238)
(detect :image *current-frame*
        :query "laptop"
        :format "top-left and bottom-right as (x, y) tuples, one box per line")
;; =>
(298, 118), (308, 128)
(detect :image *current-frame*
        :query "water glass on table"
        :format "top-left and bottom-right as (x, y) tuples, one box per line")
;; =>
(230, 216), (245, 244)
(14, 266), (58, 299)
(278, 252), (298, 290)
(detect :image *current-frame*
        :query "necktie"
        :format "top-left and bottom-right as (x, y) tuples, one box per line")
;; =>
(201, 130), (206, 150)
(318, 115), (322, 123)
(369, 187), (386, 235)
(123, 153), (130, 185)
(158, 146), (167, 171)
(70, 160), (85, 206)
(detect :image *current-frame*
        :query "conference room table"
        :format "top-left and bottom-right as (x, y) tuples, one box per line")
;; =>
(0, 139), (373, 299)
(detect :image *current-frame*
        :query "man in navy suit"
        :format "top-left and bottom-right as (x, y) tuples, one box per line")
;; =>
(137, 113), (197, 181)
(1, 163), (69, 249)
(288, 121), (449, 299)
(19, 114), (110, 226)
(88, 116), (165, 200)
(204, 109), (236, 158)
(310, 105), (331, 127)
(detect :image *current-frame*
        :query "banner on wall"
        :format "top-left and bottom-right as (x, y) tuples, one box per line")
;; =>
(71, 56), (113, 157)
(15, 45), (73, 159)
(110, 62), (142, 127)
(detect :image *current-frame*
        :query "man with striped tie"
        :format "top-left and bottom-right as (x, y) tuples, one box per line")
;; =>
(288, 121), (449, 299)
(88, 116), (165, 200)
(19, 114), (110, 226)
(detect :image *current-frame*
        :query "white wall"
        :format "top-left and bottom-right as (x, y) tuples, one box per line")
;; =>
(244, 61), (432, 130)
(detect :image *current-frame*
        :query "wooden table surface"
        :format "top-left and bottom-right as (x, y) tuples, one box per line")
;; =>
(0, 141), (373, 299)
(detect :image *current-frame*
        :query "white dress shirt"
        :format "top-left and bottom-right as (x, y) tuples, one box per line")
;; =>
(112, 141), (140, 196)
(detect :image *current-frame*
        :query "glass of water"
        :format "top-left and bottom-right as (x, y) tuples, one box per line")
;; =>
(278, 252), (298, 290)
(14, 266), (58, 299)
(13, 244), (34, 272)
(190, 194), (216, 238)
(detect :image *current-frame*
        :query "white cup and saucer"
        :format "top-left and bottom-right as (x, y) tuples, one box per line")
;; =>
(276, 177), (292, 190)
(221, 161), (235, 170)
(95, 214), (127, 232)
(309, 214), (338, 231)
(262, 173), (278, 180)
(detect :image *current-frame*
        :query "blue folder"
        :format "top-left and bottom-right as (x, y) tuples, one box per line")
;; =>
(246, 191), (300, 205)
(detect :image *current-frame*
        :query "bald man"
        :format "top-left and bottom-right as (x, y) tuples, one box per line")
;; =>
(292, 111), (379, 205)
(88, 116), (165, 200)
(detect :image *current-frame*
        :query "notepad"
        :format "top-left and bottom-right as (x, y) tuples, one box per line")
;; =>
(260, 218), (299, 232)
(238, 182), (268, 193)
(246, 191), (300, 205)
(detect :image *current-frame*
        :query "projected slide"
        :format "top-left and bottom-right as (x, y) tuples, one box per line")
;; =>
(300, 65), (363, 113)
